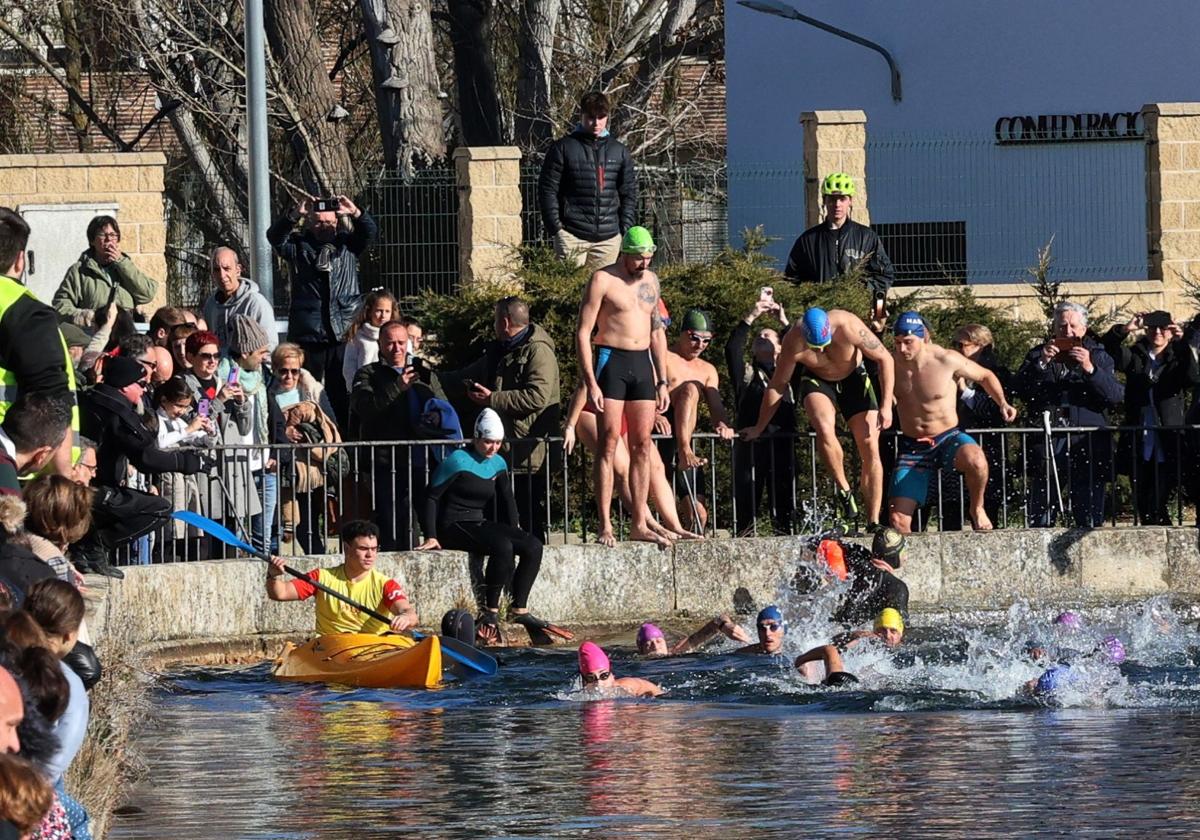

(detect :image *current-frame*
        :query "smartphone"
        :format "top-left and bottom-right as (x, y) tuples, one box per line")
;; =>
(197, 398), (210, 418)
(759, 286), (774, 303)
(313, 197), (339, 213)
(1051, 337), (1083, 352)
(462, 378), (477, 390)
(227, 367), (239, 385)
(405, 338), (415, 368)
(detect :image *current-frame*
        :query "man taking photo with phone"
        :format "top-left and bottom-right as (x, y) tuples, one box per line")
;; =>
(268, 194), (378, 429)
(1015, 301), (1124, 527)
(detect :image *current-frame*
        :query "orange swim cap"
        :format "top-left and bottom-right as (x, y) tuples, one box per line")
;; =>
(818, 539), (847, 581)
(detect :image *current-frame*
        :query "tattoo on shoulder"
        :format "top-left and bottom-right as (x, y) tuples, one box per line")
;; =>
(858, 328), (882, 350)
(650, 307), (664, 331)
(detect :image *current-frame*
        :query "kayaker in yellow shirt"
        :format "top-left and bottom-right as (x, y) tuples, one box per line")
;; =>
(266, 520), (418, 635)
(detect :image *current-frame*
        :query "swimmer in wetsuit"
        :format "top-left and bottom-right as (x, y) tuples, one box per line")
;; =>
(415, 408), (572, 646)
(794, 607), (906, 684)
(576, 226), (672, 548)
(579, 641), (662, 697)
(817, 527), (910, 629)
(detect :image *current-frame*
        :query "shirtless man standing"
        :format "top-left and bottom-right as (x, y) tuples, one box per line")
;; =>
(665, 309), (736, 469)
(577, 226), (671, 547)
(741, 306), (894, 529)
(889, 311), (1017, 532)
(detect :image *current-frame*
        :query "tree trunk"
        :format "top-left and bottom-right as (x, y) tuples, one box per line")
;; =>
(513, 0), (560, 151)
(447, 0), (503, 146)
(56, 0), (92, 151)
(262, 0), (356, 194)
(358, 0), (445, 174)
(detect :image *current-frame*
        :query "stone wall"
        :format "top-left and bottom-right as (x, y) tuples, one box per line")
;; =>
(87, 527), (1200, 647)
(454, 146), (523, 286)
(0, 152), (168, 309)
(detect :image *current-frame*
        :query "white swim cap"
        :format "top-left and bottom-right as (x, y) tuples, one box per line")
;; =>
(474, 407), (505, 441)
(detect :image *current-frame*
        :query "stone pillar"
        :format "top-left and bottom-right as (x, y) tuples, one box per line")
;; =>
(800, 110), (869, 229)
(1143, 103), (1200, 313)
(453, 146), (523, 286)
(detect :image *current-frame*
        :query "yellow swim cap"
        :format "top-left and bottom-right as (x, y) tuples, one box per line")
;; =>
(874, 607), (904, 634)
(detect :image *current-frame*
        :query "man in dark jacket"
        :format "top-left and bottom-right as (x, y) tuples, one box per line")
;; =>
(784, 172), (895, 301)
(538, 91), (638, 272)
(1015, 301), (1124, 528)
(267, 195), (377, 428)
(1102, 310), (1200, 524)
(725, 297), (795, 535)
(350, 322), (436, 550)
(78, 356), (202, 489)
(445, 296), (560, 540)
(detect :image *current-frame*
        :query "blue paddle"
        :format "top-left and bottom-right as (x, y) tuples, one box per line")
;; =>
(172, 510), (498, 676)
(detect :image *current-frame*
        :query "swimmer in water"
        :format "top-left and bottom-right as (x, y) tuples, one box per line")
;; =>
(792, 644), (860, 687)
(1025, 635), (1126, 697)
(578, 641), (663, 697)
(636, 616), (752, 657)
(793, 608), (905, 684)
(735, 606), (788, 655)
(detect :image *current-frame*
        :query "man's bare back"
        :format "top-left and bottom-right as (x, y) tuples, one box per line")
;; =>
(591, 264), (660, 349)
(893, 342), (964, 438)
(784, 311), (866, 381)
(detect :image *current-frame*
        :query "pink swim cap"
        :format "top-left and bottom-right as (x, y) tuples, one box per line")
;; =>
(578, 641), (611, 675)
(636, 623), (664, 645)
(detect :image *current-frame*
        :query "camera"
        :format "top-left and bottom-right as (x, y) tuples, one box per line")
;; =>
(313, 197), (339, 213)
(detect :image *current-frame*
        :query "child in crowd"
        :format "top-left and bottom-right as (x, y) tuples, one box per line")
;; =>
(342, 289), (398, 387)
(155, 376), (212, 559)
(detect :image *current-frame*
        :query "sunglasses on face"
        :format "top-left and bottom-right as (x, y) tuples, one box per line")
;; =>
(686, 332), (712, 346)
(758, 622), (782, 632)
(278, 368), (301, 376)
(195, 352), (220, 361)
(582, 670), (611, 685)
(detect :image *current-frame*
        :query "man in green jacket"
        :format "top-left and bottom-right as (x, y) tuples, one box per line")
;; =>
(447, 296), (561, 540)
(52, 215), (158, 326)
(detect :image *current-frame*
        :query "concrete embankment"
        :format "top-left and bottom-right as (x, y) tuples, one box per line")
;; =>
(84, 527), (1200, 651)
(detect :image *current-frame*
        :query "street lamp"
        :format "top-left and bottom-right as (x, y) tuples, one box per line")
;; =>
(737, 0), (902, 103)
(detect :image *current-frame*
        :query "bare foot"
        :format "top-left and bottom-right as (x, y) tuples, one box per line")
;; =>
(670, 526), (703, 540)
(629, 524), (671, 549)
(597, 528), (617, 547)
(971, 508), (994, 531)
(649, 520), (678, 541)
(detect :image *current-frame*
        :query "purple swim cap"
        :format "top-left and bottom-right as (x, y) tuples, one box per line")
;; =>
(1053, 611), (1082, 629)
(1100, 635), (1126, 665)
(636, 623), (664, 645)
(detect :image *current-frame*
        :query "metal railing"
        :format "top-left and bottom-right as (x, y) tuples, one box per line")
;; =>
(110, 423), (1200, 566)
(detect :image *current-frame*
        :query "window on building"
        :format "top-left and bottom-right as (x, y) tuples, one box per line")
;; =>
(874, 220), (967, 286)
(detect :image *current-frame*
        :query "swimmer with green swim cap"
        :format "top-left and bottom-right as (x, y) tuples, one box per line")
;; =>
(576, 220), (672, 548)
(621, 225), (656, 255)
(664, 305), (736, 487)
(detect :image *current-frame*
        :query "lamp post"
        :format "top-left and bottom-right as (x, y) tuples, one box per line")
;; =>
(244, 0), (273, 304)
(737, 0), (902, 103)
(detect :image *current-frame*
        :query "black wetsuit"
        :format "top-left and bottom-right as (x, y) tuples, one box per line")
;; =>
(421, 448), (542, 610)
(832, 541), (909, 627)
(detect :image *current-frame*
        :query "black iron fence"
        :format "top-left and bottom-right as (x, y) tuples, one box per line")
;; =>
(112, 424), (1200, 566)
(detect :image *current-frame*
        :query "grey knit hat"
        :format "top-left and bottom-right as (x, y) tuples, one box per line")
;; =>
(227, 314), (270, 357)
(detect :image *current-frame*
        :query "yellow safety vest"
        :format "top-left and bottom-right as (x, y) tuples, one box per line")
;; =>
(0, 275), (80, 461)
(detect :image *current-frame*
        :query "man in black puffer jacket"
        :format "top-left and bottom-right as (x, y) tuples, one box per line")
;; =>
(268, 194), (377, 428)
(538, 91), (638, 272)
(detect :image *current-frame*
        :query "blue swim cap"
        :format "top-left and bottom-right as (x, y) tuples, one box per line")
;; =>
(1035, 665), (1073, 695)
(802, 308), (832, 348)
(893, 311), (927, 338)
(756, 605), (785, 632)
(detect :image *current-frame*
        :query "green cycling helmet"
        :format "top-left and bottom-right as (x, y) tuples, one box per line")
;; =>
(821, 172), (856, 197)
(621, 225), (657, 255)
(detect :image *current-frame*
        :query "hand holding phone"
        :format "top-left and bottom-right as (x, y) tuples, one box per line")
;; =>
(227, 367), (239, 385)
(197, 398), (210, 418)
(759, 286), (774, 303)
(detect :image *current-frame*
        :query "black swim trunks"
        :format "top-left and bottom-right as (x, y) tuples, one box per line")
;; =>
(595, 346), (657, 402)
(798, 365), (878, 419)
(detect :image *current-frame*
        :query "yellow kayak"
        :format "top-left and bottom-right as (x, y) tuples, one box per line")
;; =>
(273, 633), (442, 689)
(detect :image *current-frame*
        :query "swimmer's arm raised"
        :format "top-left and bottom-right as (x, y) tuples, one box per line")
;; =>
(793, 644), (845, 677)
